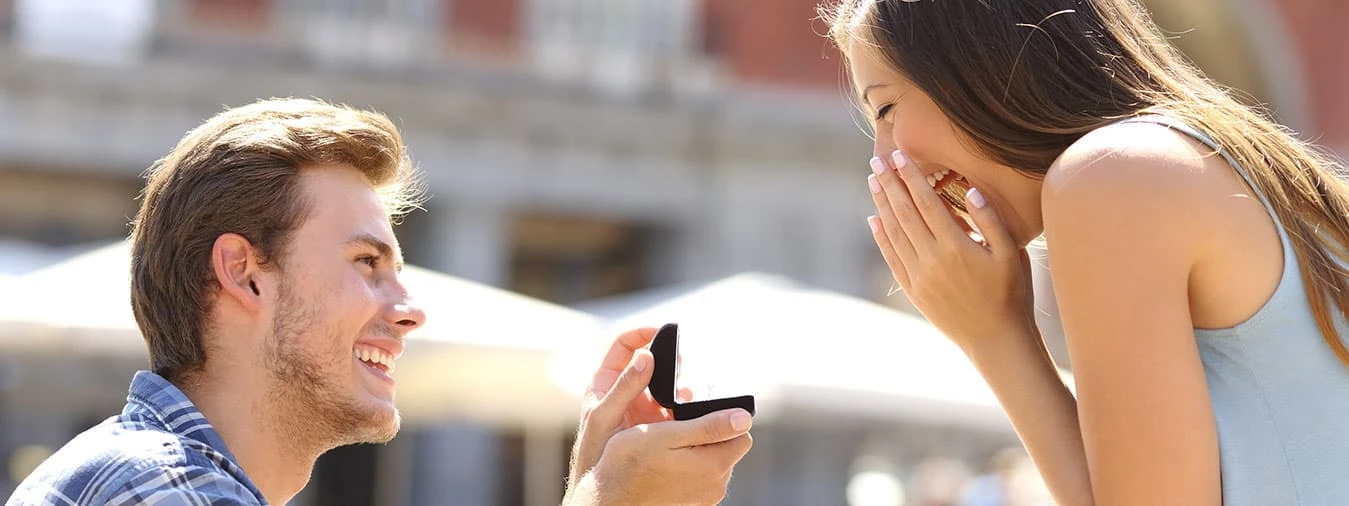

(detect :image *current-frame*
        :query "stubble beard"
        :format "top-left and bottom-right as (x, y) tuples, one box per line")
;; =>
(263, 280), (400, 454)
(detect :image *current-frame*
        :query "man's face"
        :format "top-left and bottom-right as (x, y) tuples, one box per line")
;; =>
(260, 165), (424, 447)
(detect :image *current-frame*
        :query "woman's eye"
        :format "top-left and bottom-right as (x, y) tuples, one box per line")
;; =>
(874, 104), (893, 121)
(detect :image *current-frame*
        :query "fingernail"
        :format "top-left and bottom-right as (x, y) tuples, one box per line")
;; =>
(632, 353), (648, 372)
(966, 187), (987, 209)
(867, 215), (880, 233)
(730, 410), (752, 431)
(868, 174), (881, 194)
(891, 150), (908, 168)
(869, 156), (886, 175)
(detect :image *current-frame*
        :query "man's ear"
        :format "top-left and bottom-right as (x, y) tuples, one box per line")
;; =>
(211, 233), (264, 312)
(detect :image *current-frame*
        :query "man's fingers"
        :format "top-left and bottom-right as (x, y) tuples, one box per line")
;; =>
(650, 408), (753, 448)
(590, 327), (659, 397)
(687, 432), (754, 472)
(624, 392), (673, 426)
(590, 349), (655, 427)
(600, 327), (658, 371)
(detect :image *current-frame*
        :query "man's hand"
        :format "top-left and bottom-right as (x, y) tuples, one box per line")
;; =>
(568, 327), (695, 479)
(564, 327), (754, 505)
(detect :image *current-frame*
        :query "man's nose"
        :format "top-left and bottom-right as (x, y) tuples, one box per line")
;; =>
(385, 301), (425, 332)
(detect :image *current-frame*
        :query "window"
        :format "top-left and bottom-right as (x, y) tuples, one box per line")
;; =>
(149, 0), (277, 63)
(508, 213), (648, 305)
(525, 0), (701, 95)
(281, 0), (441, 69)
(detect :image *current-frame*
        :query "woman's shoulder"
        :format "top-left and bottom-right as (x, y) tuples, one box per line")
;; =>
(1045, 119), (1221, 200)
(1042, 118), (1250, 252)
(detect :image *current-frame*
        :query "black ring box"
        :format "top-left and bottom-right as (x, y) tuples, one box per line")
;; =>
(647, 323), (756, 421)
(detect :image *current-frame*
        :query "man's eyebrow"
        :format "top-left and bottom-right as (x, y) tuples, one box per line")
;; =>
(347, 233), (404, 271)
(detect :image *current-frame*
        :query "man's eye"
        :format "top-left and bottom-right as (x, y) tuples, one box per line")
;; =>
(357, 255), (379, 268)
(875, 104), (893, 121)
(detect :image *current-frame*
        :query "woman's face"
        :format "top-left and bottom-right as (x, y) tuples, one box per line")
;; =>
(848, 42), (1046, 246)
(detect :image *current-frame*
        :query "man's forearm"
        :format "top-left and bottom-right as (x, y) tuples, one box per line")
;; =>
(560, 472), (600, 506)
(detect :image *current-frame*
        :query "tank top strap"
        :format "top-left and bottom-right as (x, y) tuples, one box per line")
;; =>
(1111, 115), (1283, 223)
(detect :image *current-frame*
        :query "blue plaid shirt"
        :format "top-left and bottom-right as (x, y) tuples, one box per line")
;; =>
(7, 371), (267, 505)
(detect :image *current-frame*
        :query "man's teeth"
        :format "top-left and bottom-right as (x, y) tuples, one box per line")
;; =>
(927, 169), (953, 188)
(354, 347), (395, 372)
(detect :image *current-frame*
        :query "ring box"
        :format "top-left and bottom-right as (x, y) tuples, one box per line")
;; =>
(647, 323), (756, 421)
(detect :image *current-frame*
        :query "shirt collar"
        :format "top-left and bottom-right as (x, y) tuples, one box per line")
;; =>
(123, 370), (246, 470)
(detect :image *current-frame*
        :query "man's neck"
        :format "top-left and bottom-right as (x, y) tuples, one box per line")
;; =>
(182, 370), (324, 504)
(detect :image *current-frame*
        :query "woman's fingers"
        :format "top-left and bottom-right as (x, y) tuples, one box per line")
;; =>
(871, 155), (934, 248)
(869, 159), (920, 271)
(868, 214), (912, 290)
(965, 187), (1017, 255)
(891, 151), (968, 243)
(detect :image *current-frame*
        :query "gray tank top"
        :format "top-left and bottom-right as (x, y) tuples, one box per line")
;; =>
(1114, 116), (1349, 505)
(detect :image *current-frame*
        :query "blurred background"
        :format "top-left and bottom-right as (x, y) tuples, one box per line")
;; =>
(0, 0), (1344, 504)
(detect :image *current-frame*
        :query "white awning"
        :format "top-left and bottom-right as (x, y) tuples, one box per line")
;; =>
(0, 239), (601, 427)
(556, 273), (1015, 432)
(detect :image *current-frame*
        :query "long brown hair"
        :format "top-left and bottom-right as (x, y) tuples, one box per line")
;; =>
(822, 0), (1349, 364)
(131, 98), (423, 384)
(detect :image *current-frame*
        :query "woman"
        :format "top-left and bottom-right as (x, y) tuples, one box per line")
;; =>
(821, 0), (1349, 504)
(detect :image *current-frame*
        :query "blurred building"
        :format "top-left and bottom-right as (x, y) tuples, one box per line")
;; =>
(0, 0), (881, 305)
(0, 0), (1345, 504)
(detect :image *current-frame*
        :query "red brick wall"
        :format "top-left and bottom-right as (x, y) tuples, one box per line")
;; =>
(1268, 0), (1349, 147)
(448, 0), (520, 57)
(704, 0), (843, 90)
(187, 0), (272, 33)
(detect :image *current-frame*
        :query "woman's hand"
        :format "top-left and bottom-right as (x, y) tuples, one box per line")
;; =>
(866, 150), (1036, 349)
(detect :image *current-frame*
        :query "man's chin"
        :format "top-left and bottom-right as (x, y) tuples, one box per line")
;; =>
(370, 411), (401, 443)
(314, 395), (401, 448)
(354, 405), (401, 444)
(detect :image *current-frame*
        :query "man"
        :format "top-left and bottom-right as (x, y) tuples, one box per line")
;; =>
(8, 98), (752, 505)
